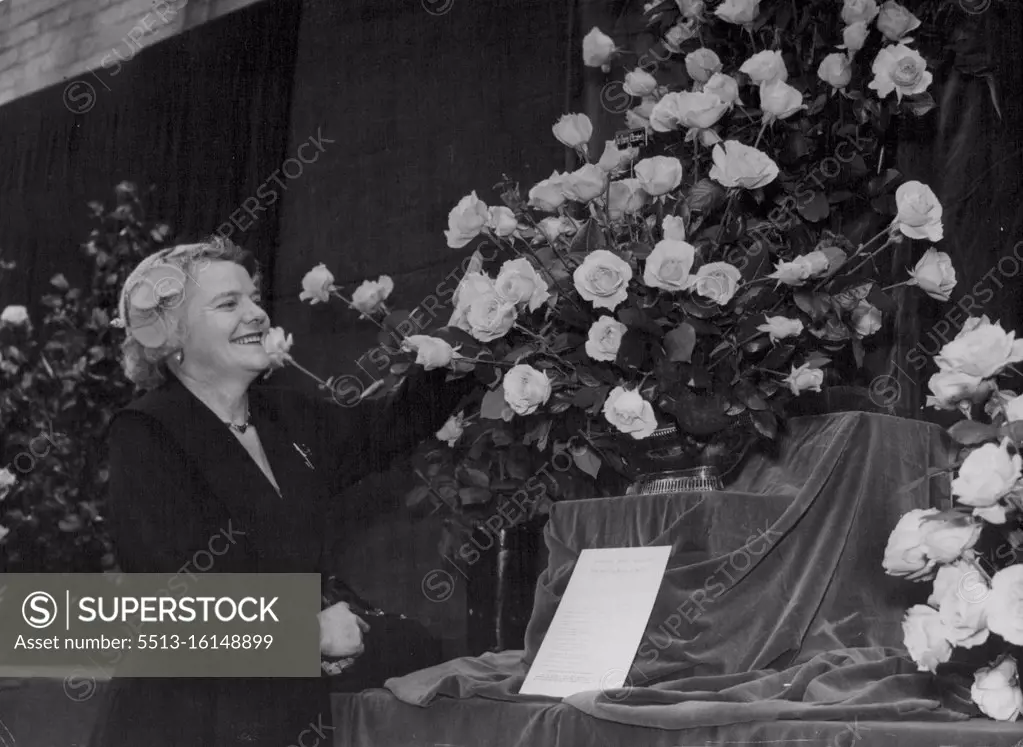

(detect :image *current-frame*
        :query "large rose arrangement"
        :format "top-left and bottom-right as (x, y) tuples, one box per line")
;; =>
(884, 317), (1023, 721)
(294, 0), (960, 554)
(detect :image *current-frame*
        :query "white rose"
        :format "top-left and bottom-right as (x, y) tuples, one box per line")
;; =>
(607, 179), (648, 221)
(662, 215), (687, 241)
(902, 604), (953, 673)
(907, 248), (956, 301)
(677, 0), (704, 18)
(573, 250), (633, 311)
(818, 53), (853, 89)
(952, 441), (1022, 508)
(351, 276), (394, 315)
(502, 364), (552, 415)
(739, 50), (787, 85)
(461, 291), (517, 342)
(841, 21), (870, 53)
(757, 316), (803, 342)
(0, 305), (30, 327)
(937, 573), (990, 649)
(703, 72), (741, 106)
(784, 363), (824, 396)
(714, 0), (759, 24)
(851, 300), (882, 337)
(1005, 394), (1023, 423)
(893, 181), (944, 242)
(528, 172), (568, 212)
(759, 79), (804, 121)
(972, 657), (1023, 722)
(634, 156), (684, 196)
(793, 251), (831, 277)
(987, 567), (1023, 646)
(883, 508), (940, 579)
(767, 259), (810, 286)
(0, 467), (16, 502)
(925, 370), (992, 411)
(692, 262), (741, 305)
(936, 317), (1023, 379)
(536, 216), (578, 243)
(561, 164), (608, 203)
(401, 335), (457, 370)
(626, 107), (652, 132)
(487, 206), (518, 237)
(975, 503), (1010, 524)
(582, 27), (616, 68)
(651, 92), (729, 133)
(644, 240), (697, 292)
(450, 272), (494, 312)
(603, 386), (658, 439)
(877, 1), (921, 42)
(709, 140), (779, 189)
(921, 518), (982, 564)
(597, 141), (638, 173)
(841, 0), (880, 25)
(444, 191), (490, 249)
(262, 327), (293, 367)
(435, 412), (465, 446)
(929, 561), (987, 606)
(495, 257), (551, 311)
(552, 113), (593, 150)
(684, 48), (722, 83)
(868, 44), (932, 102)
(585, 316), (628, 362)
(624, 68), (658, 97)
(663, 21), (698, 52)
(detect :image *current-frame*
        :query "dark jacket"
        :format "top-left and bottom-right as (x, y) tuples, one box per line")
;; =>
(88, 368), (467, 747)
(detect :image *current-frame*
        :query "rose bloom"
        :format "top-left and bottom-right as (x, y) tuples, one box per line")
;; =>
(487, 206), (518, 237)
(502, 364), (552, 415)
(987, 567), (1023, 647)
(920, 518), (982, 563)
(952, 440), (1022, 508)
(784, 363), (824, 396)
(818, 53), (853, 89)
(685, 48), (723, 83)
(450, 271), (494, 311)
(902, 604), (952, 673)
(0, 466), (17, 501)
(794, 251), (831, 277)
(536, 216), (578, 243)
(740, 50), (787, 84)
(925, 369), (992, 411)
(929, 560), (987, 607)
(528, 172), (568, 212)
(585, 316), (628, 362)
(603, 386), (658, 439)
(893, 180), (943, 242)
(573, 250), (633, 311)
(461, 291), (517, 342)
(877, 0), (921, 42)
(936, 316), (1023, 379)
(703, 72), (741, 107)
(0, 305), (29, 327)
(709, 140), (779, 189)
(644, 239), (697, 292)
(561, 164), (608, 203)
(664, 20), (699, 53)
(262, 326), (293, 367)
(401, 335), (456, 371)
(634, 156), (684, 196)
(972, 657), (1023, 722)
(907, 248), (956, 301)
(759, 79), (804, 121)
(552, 113), (593, 150)
(435, 412), (465, 447)
(650, 91), (728, 132)
(597, 141), (638, 173)
(607, 179), (648, 220)
(714, 0), (759, 25)
(351, 276), (394, 315)
(767, 259), (810, 286)
(841, 0), (879, 25)
(444, 191), (489, 249)
(1005, 394), (1023, 422)
(841, 21), (870, 53)
(624, 68), (657, 97)
(692, 262), (741, 305)
(677, 0), (704, 18)
(626, 107), (652, 132)
(757, 316), (803, 342)
(662, 215), (686, 241)
(582, 27), (616, 68)
(868, 44), (932, 101)
(495, 257), (550, 311)
(936, 576), (989, 649)
(883, 508), (941, 579)
(851, 300), (882, 337)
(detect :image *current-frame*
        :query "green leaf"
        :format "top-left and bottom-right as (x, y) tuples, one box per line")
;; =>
(750, 410), (777, 439)
(664, 323), (697, 363)
(572, 449), (601, 478)
(867, 169), (902, 196)
(762, 343), (796, 369)
(947, 421), (999, 446)
(804, 354), (832, 369)
(686, 179), (726, 213)
(796, 192), (830, 223)
(459, 486), (492, 506)
(457, 465), (491, 488)
(405, 484), (433, 508)
(570, 219), (609, 254)
(903, 92), (936, 117)
(572, 387), (599, 408)
(618, 306), (662, 336)
(480, 388), (506, 419)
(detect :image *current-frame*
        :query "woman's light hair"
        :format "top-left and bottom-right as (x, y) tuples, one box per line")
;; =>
(117, 236), (259, 389)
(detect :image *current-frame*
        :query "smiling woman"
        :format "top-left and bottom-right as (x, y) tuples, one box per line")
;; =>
(90, 236), (475, 747)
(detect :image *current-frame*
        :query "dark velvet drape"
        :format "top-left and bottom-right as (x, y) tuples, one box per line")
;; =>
(0, 0), (301, 311)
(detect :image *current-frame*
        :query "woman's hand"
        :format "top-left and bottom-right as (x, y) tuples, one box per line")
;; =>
(318, 601), (370, 658)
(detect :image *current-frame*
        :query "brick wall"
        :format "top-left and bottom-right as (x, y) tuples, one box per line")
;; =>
(0, 0), (270, 107)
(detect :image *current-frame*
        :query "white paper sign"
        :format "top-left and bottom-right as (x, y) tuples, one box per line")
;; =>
(519, 545), (672, 699)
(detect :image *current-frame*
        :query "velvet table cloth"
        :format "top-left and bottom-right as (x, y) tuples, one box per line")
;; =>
(334, 412), (1023, 745)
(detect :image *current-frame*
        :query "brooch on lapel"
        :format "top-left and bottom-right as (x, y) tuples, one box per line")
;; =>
(293, 442), (315, 470)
